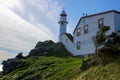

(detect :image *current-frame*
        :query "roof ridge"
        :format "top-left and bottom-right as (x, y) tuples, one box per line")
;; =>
(73, 10), (120, 34)
(65, 33), (73, 42)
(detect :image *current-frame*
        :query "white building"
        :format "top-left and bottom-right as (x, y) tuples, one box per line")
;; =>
(58, 10), (74, 54)
(58, 10), (120, 56)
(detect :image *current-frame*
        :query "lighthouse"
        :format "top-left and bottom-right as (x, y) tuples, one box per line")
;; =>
(58, 10), (68, 42)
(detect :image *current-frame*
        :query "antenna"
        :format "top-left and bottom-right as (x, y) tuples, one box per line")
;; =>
(83, 13), (88, 16)
(83, 13), (85, 16)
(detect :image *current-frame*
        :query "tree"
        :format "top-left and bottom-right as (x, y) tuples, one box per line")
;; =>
(92, 26), (110, 60)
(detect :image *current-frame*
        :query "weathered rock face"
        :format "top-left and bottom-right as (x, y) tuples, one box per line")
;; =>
(2, 40), (72, 74)
(35, 40), (55, 48)
(2, 58), (20, 74)
(29, 40), (72, 57)
(16, 53), (24, 59)
(29, 40), (55, 56)
(2, 53), (24, 74)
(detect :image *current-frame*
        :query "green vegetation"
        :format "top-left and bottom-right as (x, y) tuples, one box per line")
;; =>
(1, 56), (83, 80)
(76, 42), (120, 80)
(76, 27), (120, 80)
(76, 54), (120, 80)
(0, 72), (2, 78)
(92, 26), (110, 61)
(1, 30), (120, 80)
(29, 41), (72, 57)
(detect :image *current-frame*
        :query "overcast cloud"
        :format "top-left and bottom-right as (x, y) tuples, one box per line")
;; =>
(0, 0), (62, 61)
(8, 0), (62, 38)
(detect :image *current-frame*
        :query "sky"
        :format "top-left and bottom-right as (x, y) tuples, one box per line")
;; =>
(0, 65), (2, 71)
(0, 0), (120, 70)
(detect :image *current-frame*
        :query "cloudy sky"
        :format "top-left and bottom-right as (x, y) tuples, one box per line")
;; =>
(0, 0), (63, 61)
(0, 0), (120, 71)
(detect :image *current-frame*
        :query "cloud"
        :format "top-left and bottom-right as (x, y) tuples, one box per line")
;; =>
(0, 0), (63, 61)
(28, 0), (62, 22)
(0, 0), (63, 40)
(0, 0), (20, 7)
(0, 50), (14, 61)
(0, 5), (55, 60)
(8, 0), (62, 40)
(0, 65), (2, 71)
(12, 0), (62, 22)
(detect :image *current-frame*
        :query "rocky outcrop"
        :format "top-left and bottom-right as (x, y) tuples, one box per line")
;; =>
(2, 53), (24, 74)
(16, 53), (24, 59)
(29, 40), (72, 57)
(2, 58), (20, 74)
(35, 40), (55, 48)
(81, 58), (97, 71)
(2, 40), (72, 74)
(29, 40), (55, 56)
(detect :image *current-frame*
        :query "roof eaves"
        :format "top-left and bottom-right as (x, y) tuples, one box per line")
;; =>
(73, 10), (120, 34)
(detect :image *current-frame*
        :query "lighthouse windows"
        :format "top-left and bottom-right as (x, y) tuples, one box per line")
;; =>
(61, 22), (63, 25)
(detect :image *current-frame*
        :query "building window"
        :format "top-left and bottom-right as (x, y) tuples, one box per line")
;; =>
(77, 28), (81, 36)
(84, 25), (88, 34)
(98, 18), (104, 28)
(83, 18), (85, 24)
(77, 41), (81, 50)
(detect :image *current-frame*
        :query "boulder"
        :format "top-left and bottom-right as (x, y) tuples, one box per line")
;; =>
(2, 58), (20, 74)
(29, 40), (55, 56)
(29, 40), (72, 57)
(16, 52), (24, 59)
(35, 40), (55, 48)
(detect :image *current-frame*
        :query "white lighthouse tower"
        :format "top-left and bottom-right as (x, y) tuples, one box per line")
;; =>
(58, 10), (68, 42)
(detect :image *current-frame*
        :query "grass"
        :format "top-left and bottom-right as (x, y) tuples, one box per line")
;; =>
(76, 47), (120, 80)
(1, 56), (83, 80)
(76, 61), (120, 80)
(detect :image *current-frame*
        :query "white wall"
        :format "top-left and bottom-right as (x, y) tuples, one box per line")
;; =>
(114, 13), (120, 32)
(73, 12), (115, 55)
(59, 23), (67, 35)
(60, 34), (74, 54)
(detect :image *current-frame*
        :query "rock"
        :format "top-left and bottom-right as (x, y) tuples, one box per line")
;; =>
(2, 58), (20, 74)
(29, 46), (53, 56)
(2, 52), (25, 74)
(1, 40), (72, 75)
(29, 40), (72, 57)
(29, 40), (55, 56)
(81, 59), (91, 71)
(16, 52), (24, 59)
(35, 40), (55, 48)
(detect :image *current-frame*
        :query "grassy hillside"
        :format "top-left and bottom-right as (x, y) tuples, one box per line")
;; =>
(1, 56), (83, 80)
(1, 36), (120, 80)
(76, 57), (120, 80)
(76, 45), (120, 80)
